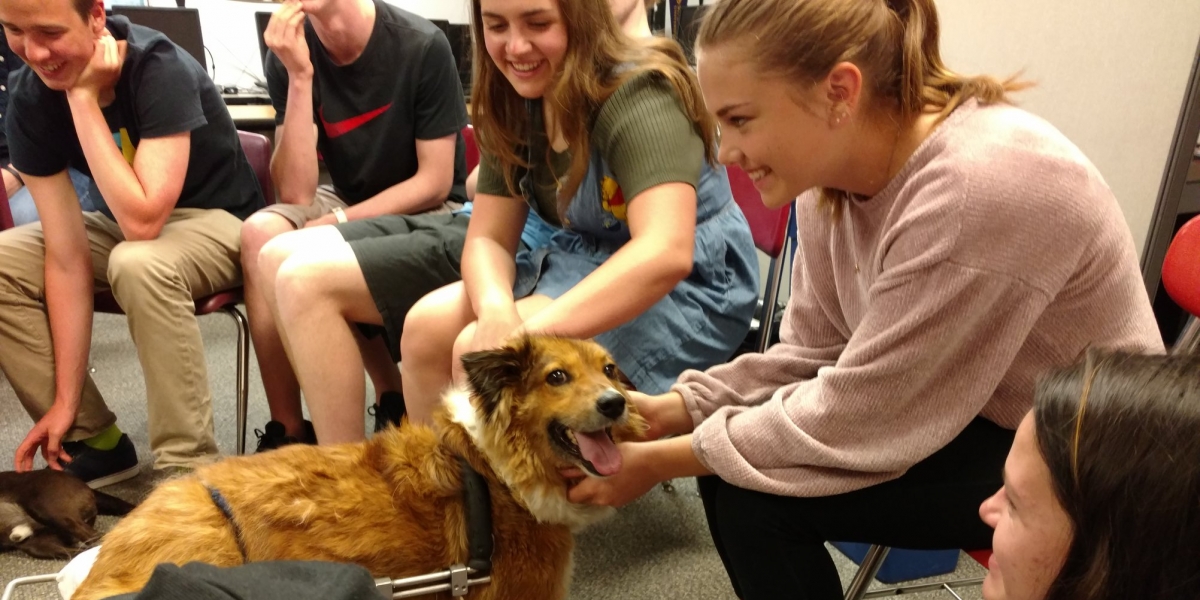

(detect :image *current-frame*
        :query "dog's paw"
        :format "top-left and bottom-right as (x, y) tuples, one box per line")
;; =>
(8, 525), (33, 544)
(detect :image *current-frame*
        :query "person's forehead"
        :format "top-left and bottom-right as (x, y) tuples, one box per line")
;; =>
(1007, 417), (1054, 504)
(0, 0), (79, 23)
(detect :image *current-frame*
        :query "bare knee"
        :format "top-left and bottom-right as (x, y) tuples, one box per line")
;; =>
(240, 212), (294, 274)
(256, 233), (302, 291)
(400, 294), (456, 363)
(273, 254), (326, 320)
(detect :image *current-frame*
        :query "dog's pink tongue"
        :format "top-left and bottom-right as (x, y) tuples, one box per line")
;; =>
(575, 430), (622, 476)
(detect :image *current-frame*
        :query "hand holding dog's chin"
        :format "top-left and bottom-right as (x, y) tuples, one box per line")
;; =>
(564, 442), (659, 508)
(14, 403), (76, 472)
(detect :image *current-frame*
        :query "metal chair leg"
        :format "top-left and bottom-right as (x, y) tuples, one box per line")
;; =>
(843, 545), (890, 600)
(225, 306), (250, 455)
(1175, 315), (1199, 355)
(2, 574), (58, 600)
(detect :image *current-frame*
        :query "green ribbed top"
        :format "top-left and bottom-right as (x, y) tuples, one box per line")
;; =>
(478, 72), (705, 226)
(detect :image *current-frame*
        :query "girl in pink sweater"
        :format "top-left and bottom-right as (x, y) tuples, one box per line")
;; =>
(567, 0), (1163, 597)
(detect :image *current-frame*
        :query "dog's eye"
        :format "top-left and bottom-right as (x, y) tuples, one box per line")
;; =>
(604, 363), (618, 379)
(546, 369), (570, 386)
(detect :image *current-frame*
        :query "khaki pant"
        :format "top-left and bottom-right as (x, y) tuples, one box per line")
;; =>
(0, 208), (243, 468)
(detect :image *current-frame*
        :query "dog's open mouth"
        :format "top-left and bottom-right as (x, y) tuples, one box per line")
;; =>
(548, 421), (621, 477)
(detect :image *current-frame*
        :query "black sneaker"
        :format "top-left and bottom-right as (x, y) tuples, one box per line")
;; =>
(254, 420), (317, 453)
(370, 391), (406, 432)
(61, 433), (140, 489)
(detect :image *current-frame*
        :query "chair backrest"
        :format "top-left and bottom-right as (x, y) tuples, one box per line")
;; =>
(462, 125), (480, 173)
(1163, 214), (1200, 318)
(727, 165), (790, 257)
(0, 181), (11, 231)
(237, 130), (275, 207)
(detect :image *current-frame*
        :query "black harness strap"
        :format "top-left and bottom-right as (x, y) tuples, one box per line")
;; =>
(458, 457), (494, 575)
(205, 484), (249, 563)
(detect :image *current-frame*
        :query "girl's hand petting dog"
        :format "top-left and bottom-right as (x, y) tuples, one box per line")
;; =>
(632, 391), (694, 440)
(564, 437), (712, 508)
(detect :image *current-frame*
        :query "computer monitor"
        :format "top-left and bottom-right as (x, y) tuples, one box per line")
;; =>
(255, 11), (273, 73)
(445, 23), (473, 97)
(111, 6), (206, 73)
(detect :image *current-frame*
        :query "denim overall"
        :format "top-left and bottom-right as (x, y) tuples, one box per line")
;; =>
(512, 100), (758, 393)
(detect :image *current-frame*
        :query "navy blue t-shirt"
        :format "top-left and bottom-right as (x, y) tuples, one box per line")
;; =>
(265, 0), (468, 205)
(6, 16), (263, 220)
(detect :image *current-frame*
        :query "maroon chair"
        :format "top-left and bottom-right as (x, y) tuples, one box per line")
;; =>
(462, 124), (480, 172)
(0, 182), (11, 231)
(727, 164), (792, 353)
(93, 131), (274, 455)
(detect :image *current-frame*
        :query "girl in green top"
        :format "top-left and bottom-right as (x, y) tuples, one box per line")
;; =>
(398, 0), (758, 430)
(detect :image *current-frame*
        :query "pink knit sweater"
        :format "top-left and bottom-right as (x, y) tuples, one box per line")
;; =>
(674, 100), (1163, 497)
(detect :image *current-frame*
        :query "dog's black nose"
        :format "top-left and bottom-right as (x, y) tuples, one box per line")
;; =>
(595, 390), (626, 420)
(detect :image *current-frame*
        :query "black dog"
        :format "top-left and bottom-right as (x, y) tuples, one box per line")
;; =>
(0, 470), (136, 559)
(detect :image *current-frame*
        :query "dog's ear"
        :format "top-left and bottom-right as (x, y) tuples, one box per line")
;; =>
(460, 338), (535, 420)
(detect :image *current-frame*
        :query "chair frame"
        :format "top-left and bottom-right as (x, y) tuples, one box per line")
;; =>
(89, 130), (273, 456)
(843, 547), (988, 600)
(726, 165), (793, 354)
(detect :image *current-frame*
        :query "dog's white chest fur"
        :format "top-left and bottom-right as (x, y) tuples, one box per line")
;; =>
(444, 388), (614, 531)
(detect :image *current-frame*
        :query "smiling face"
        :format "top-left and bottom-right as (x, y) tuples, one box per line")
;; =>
(978, 414), (1073, 600)
(458, 336), (646, 477)
(697, 43), (845, 209)
(479, 0), (568, 99)
(0, 0), (104, 91)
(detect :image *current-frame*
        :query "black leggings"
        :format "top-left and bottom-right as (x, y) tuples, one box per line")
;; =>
(698, 417), (1014, 600)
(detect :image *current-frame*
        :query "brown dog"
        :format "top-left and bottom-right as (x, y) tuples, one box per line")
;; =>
(71, 336), (646, 600)
(0, 469), (136, 559)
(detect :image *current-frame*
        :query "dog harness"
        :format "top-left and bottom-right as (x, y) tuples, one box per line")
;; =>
(458, 456), (494, 576)
(205, 484), (249, 562)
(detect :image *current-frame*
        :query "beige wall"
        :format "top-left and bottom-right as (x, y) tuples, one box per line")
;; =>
(934, 1), (1200, 256)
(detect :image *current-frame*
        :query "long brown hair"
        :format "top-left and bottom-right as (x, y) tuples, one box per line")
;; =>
(1034, 349), (1200, 600)
(696, 0), (1028, 212)
(469, 0), (717, 215)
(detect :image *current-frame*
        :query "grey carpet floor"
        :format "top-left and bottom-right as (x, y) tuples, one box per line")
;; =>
(0, 312), (985, 599)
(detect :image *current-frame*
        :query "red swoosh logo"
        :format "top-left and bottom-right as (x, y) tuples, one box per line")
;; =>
(319, 102), (393, 138)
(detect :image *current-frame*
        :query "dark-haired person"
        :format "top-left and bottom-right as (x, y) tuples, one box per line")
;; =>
(257, 0), (671, 446)
(980, 349), (1200, 600)
(564, 0), (1163, 598)
(238, 0), (470, 449)
(0, 0), (263, 486)
(398, 0), (759, 427)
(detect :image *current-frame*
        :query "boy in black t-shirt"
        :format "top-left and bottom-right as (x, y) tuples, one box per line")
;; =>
(238, 0), (468, 448)
(0, 0), (264, 486)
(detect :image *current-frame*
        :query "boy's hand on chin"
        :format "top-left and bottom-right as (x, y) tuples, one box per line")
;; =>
(68, 30), (123, 103)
